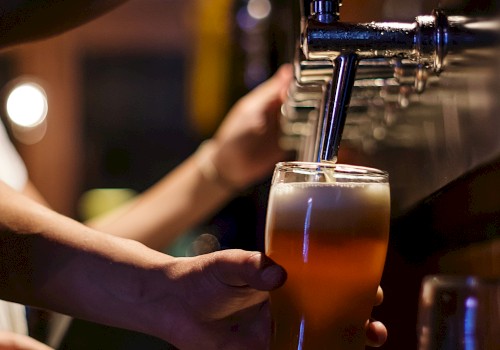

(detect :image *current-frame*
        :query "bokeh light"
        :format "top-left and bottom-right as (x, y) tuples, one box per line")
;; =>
(6, 82), (48, 127)
(247, 0), (272, 20)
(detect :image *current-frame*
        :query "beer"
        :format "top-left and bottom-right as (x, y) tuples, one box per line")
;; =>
(265, 164), (390, 350)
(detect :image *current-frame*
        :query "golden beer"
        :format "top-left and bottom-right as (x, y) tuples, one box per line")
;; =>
(265, 162), (390, 350)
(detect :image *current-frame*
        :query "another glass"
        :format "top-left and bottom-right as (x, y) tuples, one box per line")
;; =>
(417, 274), (500, 350)
(265, 162), (391, 350)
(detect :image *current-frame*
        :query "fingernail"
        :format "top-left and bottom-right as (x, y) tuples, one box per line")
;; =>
(262, 265), (286, 288)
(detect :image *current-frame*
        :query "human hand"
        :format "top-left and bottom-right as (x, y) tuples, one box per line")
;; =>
(208, 64), (294, 190)
(160, 249), (286, 350)
(366, 286), (388, 348)
(157, 250), (386, 350)
(0, 331), (53, 350)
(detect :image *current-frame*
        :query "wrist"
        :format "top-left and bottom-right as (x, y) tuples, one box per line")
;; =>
(194, 140), (243, 194)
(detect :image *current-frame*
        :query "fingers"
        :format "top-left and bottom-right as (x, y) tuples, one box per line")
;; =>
(364, 286), (386, 347)
(208, 250), (287, 291)
(244, 64), (293, 106)
(261, 64), (293, 95)
(375, 285), (384, 306)
(201, 250), (387, 348)
(274, 63), (293, 88)
(365, 319), (388, 348)
(276, 64), (294, 102)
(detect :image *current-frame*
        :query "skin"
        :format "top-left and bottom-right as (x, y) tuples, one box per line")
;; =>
(1, 66), (388, 350)
(0, 332), (53, 350)
(81, 64), (295, 249)
(0, 1), (388, 348)
(0, 179), (385, 349)
(0, 178), (286, 350)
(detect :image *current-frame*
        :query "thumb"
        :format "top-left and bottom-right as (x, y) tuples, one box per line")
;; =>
(243, 64), (293, 106)
(209, 250), (287, 291)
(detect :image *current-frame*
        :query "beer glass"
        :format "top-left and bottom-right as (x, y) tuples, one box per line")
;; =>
(417, 274), (500, 350)
(265, 162), (390, 350)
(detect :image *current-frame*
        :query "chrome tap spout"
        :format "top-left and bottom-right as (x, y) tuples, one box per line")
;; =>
(283, 2), (500, 163)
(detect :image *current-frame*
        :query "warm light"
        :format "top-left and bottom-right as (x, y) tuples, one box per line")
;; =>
(247, 0), (271, 20)
(6, 82), (48, 127)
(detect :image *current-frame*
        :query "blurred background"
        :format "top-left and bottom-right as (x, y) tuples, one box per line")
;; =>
(0, 0), (498, 349)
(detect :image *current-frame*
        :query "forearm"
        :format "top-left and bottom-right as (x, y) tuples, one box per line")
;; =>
(0, 181), (292, 350)
(0, 331), (54, 350)
(0, 181), (175, 339)
(86, 66), (294, 251)
(87, 140), (236, 250)
(0, 0), (128, 49)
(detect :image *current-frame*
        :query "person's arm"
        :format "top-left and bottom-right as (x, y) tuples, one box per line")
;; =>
(86, 65), (294, 249)
(1, 179), (388, 349)
(0, 0), (128, 49)
(0, 179), (288, 350)
(0, 332), (53, 350)
(9, 179), (388, 349)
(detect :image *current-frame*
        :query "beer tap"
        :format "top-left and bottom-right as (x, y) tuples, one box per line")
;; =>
(285, 0), (500, 163)
(304, 0), (357, 163)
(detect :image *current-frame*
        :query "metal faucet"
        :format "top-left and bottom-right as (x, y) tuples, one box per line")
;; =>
(284, 0), (499, 163)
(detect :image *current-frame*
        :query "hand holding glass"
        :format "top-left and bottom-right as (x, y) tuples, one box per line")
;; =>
(265, 162), (391, 350)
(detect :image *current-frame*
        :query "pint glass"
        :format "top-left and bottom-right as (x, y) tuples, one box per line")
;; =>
(265, 162), (390, 350)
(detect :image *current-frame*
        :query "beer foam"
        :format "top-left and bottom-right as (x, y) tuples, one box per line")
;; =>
(272, 182), (388, 205)
(267, 182), (390, 232)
